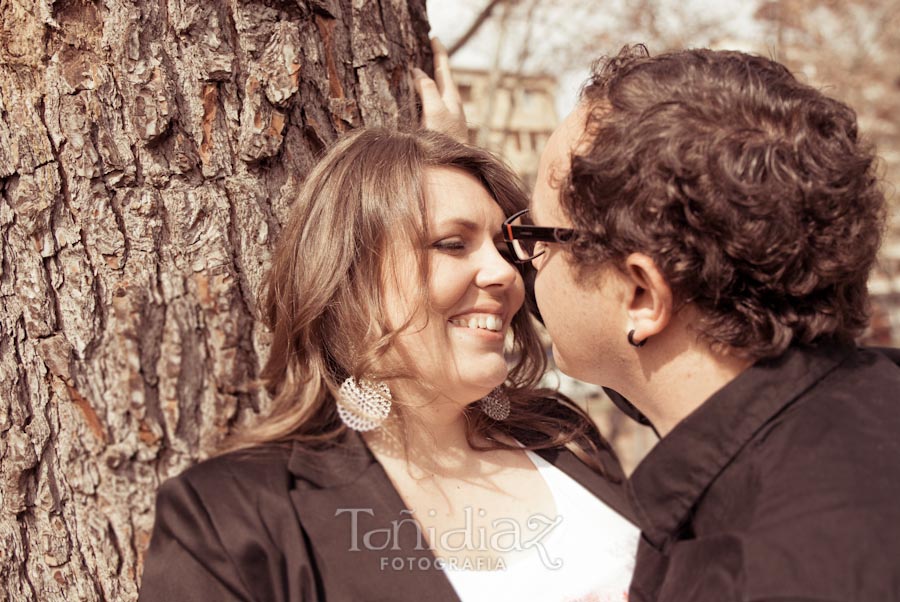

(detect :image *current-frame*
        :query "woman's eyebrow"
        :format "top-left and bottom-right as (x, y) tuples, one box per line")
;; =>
(432, 216), (507, 242)
(434, 217), (480, 231)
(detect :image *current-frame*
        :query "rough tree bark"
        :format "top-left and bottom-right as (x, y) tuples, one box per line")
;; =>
(0, 1), (430, 599)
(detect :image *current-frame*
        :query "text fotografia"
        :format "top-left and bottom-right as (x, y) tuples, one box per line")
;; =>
(381, 556), (507, 571)
(335, 506), (564, 570)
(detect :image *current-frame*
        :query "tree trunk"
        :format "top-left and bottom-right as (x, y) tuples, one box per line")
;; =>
(0, 1), (430, 599)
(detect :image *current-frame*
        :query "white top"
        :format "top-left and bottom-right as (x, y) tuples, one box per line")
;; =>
(442, 450), (639, 602)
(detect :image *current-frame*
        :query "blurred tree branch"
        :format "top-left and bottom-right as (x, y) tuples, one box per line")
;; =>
(448, 0), (519, 56)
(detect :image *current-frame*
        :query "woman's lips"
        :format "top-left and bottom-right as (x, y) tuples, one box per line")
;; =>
(448, 314), (503, 332)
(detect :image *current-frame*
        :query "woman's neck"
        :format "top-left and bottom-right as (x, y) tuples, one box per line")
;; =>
(362, 387), (485, 477)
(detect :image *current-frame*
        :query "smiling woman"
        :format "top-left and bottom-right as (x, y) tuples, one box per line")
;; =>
(381, 166), (525, 408)
(138, 128), (640, 602)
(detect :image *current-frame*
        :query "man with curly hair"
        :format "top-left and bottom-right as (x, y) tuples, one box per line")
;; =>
(518, 46), (899, 601)
(417, 41), (900, 601)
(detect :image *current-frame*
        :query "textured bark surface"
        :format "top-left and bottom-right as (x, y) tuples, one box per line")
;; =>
(0, 1), (430, 599)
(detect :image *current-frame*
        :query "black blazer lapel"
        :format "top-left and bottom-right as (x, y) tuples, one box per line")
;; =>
(287, 434), (461, 602)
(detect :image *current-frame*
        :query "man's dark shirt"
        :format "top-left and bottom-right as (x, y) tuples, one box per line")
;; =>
(627, 343), (900, 602)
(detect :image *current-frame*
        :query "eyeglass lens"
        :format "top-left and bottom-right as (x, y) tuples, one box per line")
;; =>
(510, 213), (537, 260)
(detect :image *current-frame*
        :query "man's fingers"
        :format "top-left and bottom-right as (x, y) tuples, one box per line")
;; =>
(431, 37), (450, 70)
(412, 68), (444, 108)
(430, 38), (463, 107)
(411, 43), (469, 142)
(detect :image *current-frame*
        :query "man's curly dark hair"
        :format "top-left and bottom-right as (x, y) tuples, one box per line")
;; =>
(563, 44), (886, 360)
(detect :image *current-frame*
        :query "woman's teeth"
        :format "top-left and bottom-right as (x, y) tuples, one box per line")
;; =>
(450, 315), (503, 332)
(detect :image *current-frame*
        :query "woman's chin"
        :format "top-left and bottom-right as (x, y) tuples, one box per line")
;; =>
(458, 374), (509, 401)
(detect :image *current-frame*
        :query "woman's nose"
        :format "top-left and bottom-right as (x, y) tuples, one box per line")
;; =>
(475, 245), (520, 289)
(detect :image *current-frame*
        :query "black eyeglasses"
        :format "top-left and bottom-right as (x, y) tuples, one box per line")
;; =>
(502, 209), (576, 263)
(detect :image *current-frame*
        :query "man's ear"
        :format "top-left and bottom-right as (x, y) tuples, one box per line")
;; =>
(622, 253), (673, 343)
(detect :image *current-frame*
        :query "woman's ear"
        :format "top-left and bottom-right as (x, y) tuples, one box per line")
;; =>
(621, 253), (673, 344)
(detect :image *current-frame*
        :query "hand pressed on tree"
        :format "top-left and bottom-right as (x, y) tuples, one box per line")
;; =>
(412, 38), (469, 142)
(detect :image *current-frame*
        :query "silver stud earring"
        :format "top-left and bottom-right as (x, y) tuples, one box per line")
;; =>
(337, 377), (392, 431)
(479, 386), (510, 421)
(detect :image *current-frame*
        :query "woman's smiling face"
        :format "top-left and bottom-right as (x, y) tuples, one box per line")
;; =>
(381, 166), (525, 406)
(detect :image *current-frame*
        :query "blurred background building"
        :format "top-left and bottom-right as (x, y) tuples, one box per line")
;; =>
(453, 68), (558, 186)
(428, 0), (900, 473)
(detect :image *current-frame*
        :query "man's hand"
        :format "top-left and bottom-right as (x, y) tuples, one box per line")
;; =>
(412, 38), (468, 142)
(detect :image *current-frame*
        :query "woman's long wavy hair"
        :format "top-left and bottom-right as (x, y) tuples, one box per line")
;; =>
(226, 128), (614, 474)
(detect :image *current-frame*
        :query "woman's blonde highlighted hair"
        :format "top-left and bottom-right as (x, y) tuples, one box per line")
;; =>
(228, 128), (615, 473)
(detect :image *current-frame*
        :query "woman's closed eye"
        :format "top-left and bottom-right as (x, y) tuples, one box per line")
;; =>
(432, 238), (517, 264)
(432, 238), (467, 253)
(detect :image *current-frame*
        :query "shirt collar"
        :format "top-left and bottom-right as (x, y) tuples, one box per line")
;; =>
(627, 341), (854, 548)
